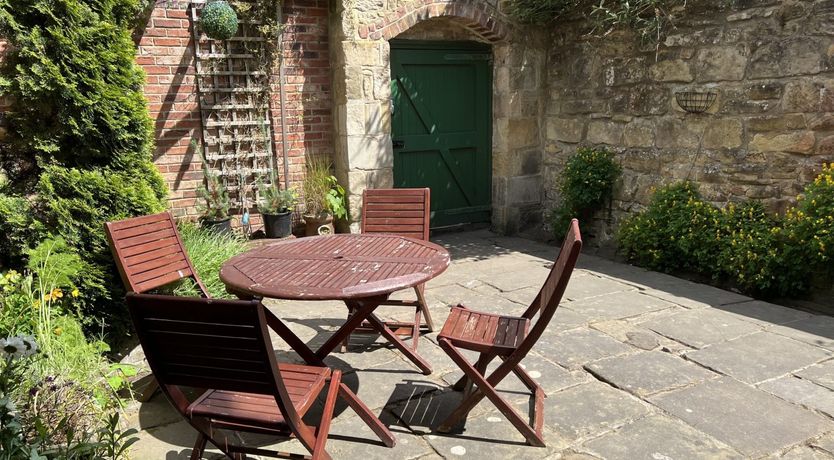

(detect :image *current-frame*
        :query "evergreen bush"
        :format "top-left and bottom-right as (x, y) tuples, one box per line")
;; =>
(201, 0), (239, 40)
(0, 0), (167, 336)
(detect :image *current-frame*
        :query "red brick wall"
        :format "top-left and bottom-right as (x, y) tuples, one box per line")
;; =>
(138, 0), (332, 223)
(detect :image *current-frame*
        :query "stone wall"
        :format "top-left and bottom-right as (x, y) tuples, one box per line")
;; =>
(329, 0), (547, 234)
(544, 0), (834, 241)
(138, 0), (332, 222)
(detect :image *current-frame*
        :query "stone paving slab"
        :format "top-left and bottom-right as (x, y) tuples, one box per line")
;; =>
(126, 231), (834, 459)
(685, 331), (832, 384)
(759, 376), (834, 419)
(538, 328), (635, 369)
(651, 377), (834, 457)
(641, 308), (761, 349)
(583, 414), (743, 460)
(768, 315), (834, 351)
(715, 300), (814, 326)
(775, 445), (834, 459)
(545, 381), (651, 441)
(585, 350), (715, 397)
(797, 360), (834, 391)
(563, 290), (676, 322)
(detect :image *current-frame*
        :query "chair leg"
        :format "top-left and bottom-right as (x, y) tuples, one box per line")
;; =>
(436, 339), (546, 447)
(412, 307), (421, 350)
(311, 370), (341, 460)
(414, 284), (434, 332)
(190, 433), (207, 460)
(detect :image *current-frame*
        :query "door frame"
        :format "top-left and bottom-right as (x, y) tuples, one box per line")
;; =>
(389, 39), (493, 229)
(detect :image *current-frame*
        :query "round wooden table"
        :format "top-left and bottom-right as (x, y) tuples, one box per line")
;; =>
(220, 233), (450, 300)
(219, 234), (450, 448)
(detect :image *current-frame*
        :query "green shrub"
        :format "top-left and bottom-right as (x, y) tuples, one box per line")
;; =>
(618, 182), (719, 273)
(787, 163), (834, 278)
(0, 0), (167, 339)
(169, 222), (249, 298)
(201, 0), (239, 40)
(551, 147), (621, 238)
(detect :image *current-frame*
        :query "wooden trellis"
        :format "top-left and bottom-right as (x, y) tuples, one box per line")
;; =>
(189, 0), (276, 210)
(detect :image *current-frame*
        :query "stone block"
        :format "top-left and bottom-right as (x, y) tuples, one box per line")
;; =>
(344, 134), (393, 170)
(797, 360), (834, 391)
(685, 331), (832, 384)
(655, 118), (705, 149)
(768, 315), (834, 351)
(584, 415), (742, 460)
(759, 376), (834, 419)
(747, 81), (784, 100)
(604, 57), (647, 86)
(818, 135), (834, 154)
(640, 308), (761, 349)
(714, 300), (813, 326)
(546, 117), (584, 143)
(545, 382), (650, 441)
(539, 327), (634, 369)
(586, 351), (715, 397)
(695, 46), (747, 82)
(651, 377), (833, 457)
(703, 119), (743, 149)
(341, 41), (381, 66)
(749, 131), (816, 153)
(747, 114), (807, 131)
(649, 59), (694, 82)
(563, 290), (674, 321)
(623, 118), (655, 147)
(364, 101), (391, 134)
(782, 80), (822, 112)
(506, 174), (541, 205)
(627, 85), (670, 116)
(587, 120), (624, 145)
(748, 38), (824, 78)
(507, 117), (539, 148)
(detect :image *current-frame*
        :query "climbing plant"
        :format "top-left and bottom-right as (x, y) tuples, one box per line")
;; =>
(0, 0), (166, 337)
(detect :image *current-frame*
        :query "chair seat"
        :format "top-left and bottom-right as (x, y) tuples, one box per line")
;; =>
(438, 306), (530, 355)
(187, 363), (329, 428)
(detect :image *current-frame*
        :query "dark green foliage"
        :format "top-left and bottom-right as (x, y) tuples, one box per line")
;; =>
(0, 0), (167, 337)
(201, 0), (239, 40)
(0, 191), (43, 268)
(617, 179), (831, 299)
(551, 147), (621, 239)
(618, 182), (719, 273)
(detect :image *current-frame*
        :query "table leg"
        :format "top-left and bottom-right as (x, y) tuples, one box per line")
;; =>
(315, 300), (382, 360)
(364, 313), (433, 375)
(262, 309), (396, 447)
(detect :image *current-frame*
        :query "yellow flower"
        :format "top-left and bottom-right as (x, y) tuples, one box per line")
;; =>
(43, 293), (52, 302)
(71, 288), (79, 298)
(54, 327), (63, 336)
(51, 288), (63, 299)
(32, 299), (40, 309)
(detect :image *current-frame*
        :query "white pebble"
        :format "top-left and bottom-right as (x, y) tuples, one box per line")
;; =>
(528, 370), (542, 379)
(450, 446), (467, 456)
(487, 416), (502, 423)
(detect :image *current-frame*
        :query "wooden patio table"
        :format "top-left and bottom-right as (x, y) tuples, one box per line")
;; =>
(219, 233), (450, 447)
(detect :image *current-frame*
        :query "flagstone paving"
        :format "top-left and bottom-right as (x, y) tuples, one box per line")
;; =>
(125, 230), (834, 459)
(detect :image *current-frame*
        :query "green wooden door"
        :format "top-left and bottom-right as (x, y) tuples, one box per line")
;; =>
(391, 40), (492, 228)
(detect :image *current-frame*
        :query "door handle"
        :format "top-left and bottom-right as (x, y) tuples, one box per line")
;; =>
(393, 140), (405, 149)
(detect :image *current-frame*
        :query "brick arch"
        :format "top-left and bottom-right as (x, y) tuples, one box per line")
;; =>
(359, 1), (510, 42)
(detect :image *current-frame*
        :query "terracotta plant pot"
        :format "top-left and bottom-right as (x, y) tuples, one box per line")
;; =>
(201, 216), (232, 234)
(303, 213), (334, 236)
(263, 211), (292, 238)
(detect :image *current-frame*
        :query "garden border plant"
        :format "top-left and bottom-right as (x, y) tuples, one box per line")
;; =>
(617, 164), (834, 299)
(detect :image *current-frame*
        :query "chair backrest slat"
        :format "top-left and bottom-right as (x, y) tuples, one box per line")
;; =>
(517, 219), (582, 354)
(361, 188), (430, 241)
(105, 212), (208, 296)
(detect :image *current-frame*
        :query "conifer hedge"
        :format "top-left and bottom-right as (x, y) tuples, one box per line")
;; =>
(0, 0), (167, 336)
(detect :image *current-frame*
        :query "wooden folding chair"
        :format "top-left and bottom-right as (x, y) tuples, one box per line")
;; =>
(105, 212), (209, 401)
(104, 211), (209, 297)
(345, 188), (434, 350)
(435, 219), (582, 447)
(127, 293), (342, 460)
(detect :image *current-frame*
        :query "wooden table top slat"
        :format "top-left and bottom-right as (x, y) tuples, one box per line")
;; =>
(220, 234), (450, 300)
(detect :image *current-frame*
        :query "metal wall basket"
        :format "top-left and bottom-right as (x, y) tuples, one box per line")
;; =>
(675, 90), (717, 114)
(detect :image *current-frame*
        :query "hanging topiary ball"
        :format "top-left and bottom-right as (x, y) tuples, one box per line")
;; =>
(201, 0), (239, 40)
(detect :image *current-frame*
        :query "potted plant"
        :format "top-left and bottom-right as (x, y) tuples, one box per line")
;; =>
(258, 183), (297, 238)
(194, 140), (232, 233)
(302, 158), (348, 236)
